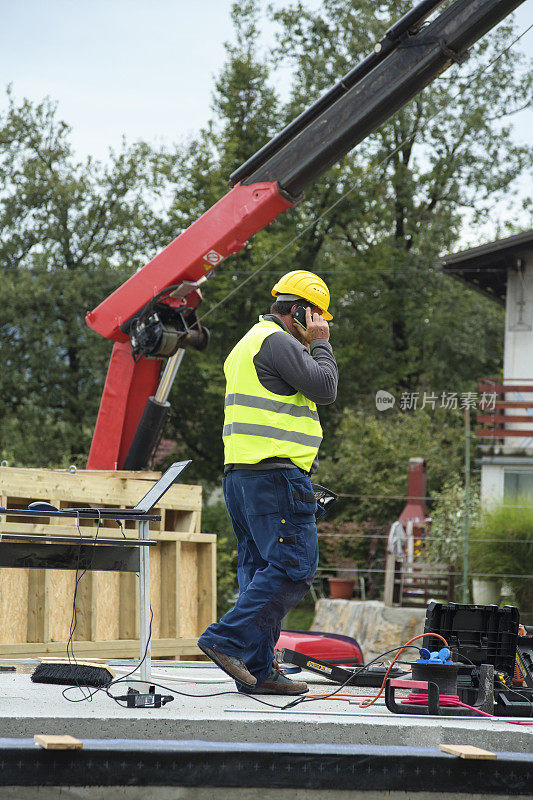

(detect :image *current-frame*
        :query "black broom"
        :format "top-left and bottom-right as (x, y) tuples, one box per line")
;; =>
(31, 659), (115, 687)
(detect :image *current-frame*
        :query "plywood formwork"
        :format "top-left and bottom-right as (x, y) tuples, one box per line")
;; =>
(0, 467), (216, 659)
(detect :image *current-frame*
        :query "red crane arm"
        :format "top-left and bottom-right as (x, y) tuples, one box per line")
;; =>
(86, 182), (293, 341)
(86, 182), (294, 469)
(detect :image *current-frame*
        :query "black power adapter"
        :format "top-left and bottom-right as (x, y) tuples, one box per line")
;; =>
(116, 686), (174, 708)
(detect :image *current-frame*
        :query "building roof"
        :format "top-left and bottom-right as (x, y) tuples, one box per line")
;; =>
(437, 229), (533, 306)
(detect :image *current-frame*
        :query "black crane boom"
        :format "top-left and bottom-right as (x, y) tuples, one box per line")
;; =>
(232, 0), (525, 198)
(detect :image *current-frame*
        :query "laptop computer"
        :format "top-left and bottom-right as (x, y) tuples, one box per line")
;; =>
(60, 460), (191, 515)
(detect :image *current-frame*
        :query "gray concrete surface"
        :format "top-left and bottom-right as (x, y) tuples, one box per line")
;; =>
(0, 663), (531, 753)
(0, 790), (531, 800)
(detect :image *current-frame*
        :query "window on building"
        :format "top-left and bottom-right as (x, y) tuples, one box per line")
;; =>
(503, 471), (533, 502)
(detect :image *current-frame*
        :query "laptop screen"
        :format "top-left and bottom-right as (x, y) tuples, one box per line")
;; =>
(134, 461), (191, 512)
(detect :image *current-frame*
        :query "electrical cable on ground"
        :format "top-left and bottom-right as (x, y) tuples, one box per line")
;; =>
(60, 629), (533, 725)
(290, 633), (448, 712)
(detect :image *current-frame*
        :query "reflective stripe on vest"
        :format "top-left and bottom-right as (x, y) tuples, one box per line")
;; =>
(224, 393), (320, 421)
(223, 319), (323, 471)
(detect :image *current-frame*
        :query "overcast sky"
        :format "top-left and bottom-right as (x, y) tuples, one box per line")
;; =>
(1, 0), (532, 239)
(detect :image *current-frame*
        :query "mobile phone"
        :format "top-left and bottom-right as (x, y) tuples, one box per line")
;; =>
(292, 305), (308, 329)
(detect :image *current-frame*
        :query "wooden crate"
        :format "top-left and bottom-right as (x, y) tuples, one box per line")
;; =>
(0, 467), (216, 659)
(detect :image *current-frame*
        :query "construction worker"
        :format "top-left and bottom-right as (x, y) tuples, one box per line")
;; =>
(198, 270), (338, 694)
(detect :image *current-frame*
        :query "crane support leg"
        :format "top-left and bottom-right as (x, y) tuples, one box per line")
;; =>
(87, 341), (163, 469)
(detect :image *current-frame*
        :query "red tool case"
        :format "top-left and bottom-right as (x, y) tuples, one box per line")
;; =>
(276, 629), (363, 665)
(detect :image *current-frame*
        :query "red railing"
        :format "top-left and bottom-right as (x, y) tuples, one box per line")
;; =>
(477, 378), (533, 439)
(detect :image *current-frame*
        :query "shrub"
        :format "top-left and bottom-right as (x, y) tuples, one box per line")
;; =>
(470, 500), (533, 612)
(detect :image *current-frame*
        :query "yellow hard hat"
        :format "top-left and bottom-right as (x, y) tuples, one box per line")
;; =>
(271, 270), (333, 320)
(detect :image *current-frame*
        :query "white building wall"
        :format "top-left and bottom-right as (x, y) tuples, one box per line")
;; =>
(481, 245), (533, 505)
(502, 250), (533, 451)
(504, 252), (533, 376)
(480, 462), (504, 506)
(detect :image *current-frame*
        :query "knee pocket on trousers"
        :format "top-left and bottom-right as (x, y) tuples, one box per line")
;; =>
(253, 578), (311, 633)
(277, 521), (318, 582)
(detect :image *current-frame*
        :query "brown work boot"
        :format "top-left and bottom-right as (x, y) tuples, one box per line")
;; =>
(240, 668), (308, 695)
(198, 642), (257, 687)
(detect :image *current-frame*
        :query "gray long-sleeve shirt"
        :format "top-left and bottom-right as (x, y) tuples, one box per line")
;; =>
(225, 314), (338, 474)
(254, 315), (338, 404)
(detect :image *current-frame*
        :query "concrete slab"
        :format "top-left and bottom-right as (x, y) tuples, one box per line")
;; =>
(0, 663), (531, 753)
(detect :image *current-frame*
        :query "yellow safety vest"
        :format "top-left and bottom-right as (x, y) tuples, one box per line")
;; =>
(223, 319), (323, 471)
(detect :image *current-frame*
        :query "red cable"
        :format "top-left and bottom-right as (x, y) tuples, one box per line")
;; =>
(359, 632), (449, 709)
(403, 692), (461, 706)
(403, 691), (533, 726)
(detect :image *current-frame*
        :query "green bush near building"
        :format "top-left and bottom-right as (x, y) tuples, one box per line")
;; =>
(470, 500), (533, 612)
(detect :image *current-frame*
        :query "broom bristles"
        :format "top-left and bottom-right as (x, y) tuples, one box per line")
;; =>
(31, 661), (115, 687)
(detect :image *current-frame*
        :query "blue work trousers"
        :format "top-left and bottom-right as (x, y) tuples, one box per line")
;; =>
(198, 468), (319, 686)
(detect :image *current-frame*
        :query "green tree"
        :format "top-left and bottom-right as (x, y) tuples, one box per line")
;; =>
(316, 407), (466, 524)
(427, 475), (481, 568)
(0, 90), (163, 464)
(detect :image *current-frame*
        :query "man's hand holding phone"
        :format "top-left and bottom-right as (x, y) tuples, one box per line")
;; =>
(303, 306), (330, 343)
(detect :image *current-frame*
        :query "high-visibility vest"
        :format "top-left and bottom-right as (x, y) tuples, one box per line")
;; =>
(223, 319), (323, 471)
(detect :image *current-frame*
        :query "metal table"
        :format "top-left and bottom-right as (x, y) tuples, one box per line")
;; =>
(0, 507), (160, 686)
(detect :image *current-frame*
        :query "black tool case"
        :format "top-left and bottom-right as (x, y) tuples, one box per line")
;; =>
(423, 602), (533, 717)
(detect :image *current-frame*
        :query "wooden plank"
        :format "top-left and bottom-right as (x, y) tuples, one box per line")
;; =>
(0, 637), (201, 658)
(477, 429), (533, 438)
(493, 401), (533, 409)
(0, 565), (29, 643)
(383, 553), (396, 607)
(34, 735), (83, 751)
(197, 542), (217, 633)
(439, 744), (497, 760)
(0, 489), (30, 643)
(27, 570), (48, 643)
(119, 573), (138, 640)
(47, 570), (75, 642)
(150, 543), (161, 639)
(478, 414), (533, 424)
(0, 468), (202, 510)
(180, 542), (199, 637)
(74, 571), (94, 641)
(160, 541), (180, 639)
(143, 531), (216, 543)
(0, 522), (216, 544)
(93, 572), (121, 640)
(44, 496), (75, 643)
(4, 469), (160, 479)
(478, 383), (533, 393)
